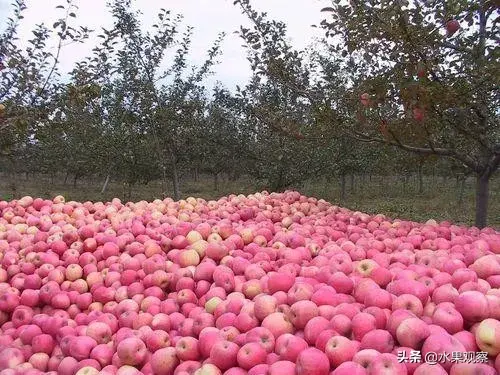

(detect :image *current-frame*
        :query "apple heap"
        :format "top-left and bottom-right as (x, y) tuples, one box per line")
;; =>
(0, 191), (499, 375)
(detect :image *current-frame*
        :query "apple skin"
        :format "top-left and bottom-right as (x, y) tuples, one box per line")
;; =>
(116, 337), (147, 366)
(449, 363), (497, 375)
(396, 318), (430, 350)
(454, 291), (490, 323)
(421, 334), (466, 371)
(330, 361), (368, 375)
(275, 333), (308, 362)
(413, 363), (448, 375)
(360, 329), (394, 353)
(261, 312), (293, 339)
(296, 348), (330, 375)
(475, 318), (500, 356)
(325, 336), (360, 367)
(236, 342), (267, 370)
(367, 353), (407, 375)
(150, 347), (178, 375)
(209, 340), (239, 371)
(431, 305), (463, 334)
(446, 19), (460, 36)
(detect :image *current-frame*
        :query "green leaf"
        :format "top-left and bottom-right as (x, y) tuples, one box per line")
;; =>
(320, 7), (335, 12)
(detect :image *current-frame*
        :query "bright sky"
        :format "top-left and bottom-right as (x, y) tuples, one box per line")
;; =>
(0, 0), (329, 91)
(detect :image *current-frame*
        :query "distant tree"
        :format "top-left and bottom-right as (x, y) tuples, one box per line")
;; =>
(0, 0), (91, 157)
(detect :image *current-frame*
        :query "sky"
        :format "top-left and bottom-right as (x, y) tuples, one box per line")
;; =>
(0, 0), (329, 91)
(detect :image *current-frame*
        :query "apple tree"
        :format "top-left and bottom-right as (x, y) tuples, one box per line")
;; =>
(318, 0), (499, 228)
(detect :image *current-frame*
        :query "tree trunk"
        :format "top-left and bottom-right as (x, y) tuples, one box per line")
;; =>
(101, 174), (110, 194)
(418, 164), (424, 194)
(194, 167), (199, 182)
(64, 172), (69, 185)
(475, 174), (489, 229)
(340, 174), (346, 201)
(73, 175), (78, 188)
(214, 173), (219, 192)
(458, 177), (466, 207)
(350, 174), (355, 193)
(172, 162), (180, 201)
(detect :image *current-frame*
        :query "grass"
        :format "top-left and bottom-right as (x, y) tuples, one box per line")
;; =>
(0, 173), (498, 229)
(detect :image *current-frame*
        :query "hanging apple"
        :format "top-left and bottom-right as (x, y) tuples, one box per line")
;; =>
(360, 93), (370, 107)
(446, 19), (460, 36)
(413, 107), (425, 122)
(416, 62), (426, 79)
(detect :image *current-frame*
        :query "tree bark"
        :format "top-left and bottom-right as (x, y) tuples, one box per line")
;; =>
(458, 176), (466, 207)
(194, 167), (199, 182)
(214, 173), (219, 192)
(475, 174), (489, 229)
(101, 174), (110, 194)
(172, 162), (180, 201)
(418, 163), (424, 194)
(340, 174), (346, 201)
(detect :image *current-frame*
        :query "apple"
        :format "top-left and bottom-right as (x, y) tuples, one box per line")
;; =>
(413, 363), (447, 374)
(331, 361), (368, 375)
(396, 317), (430, 350)
(296, 348), (330, 375)
(116, 337), (147, 366)
(446, 19), (460, 36)
(455, 291), (490, 323)
(367, 353), (407, 375)
(360, 329), (394, 353)
(475, 318), (500, 356)
(325, 336), (360, 367)
(236, 342), (267, 370)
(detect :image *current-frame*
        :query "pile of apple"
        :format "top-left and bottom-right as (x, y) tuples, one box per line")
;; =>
(0, 191), (499, 375)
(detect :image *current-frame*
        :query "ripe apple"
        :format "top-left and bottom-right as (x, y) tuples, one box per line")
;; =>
(475, 318), (500, 356)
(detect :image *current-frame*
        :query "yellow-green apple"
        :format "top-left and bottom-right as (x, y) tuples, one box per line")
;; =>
(475, 318), (500, 356)
(356, 259), (378, 277)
